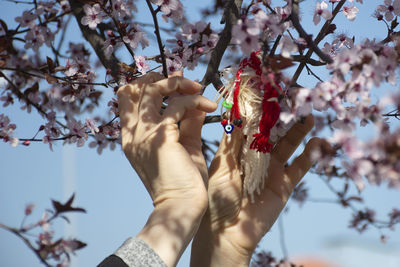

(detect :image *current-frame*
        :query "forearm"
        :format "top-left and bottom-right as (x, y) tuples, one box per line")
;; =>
(137, 198), (207, 267)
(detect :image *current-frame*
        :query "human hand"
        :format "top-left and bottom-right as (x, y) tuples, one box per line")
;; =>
(191, 115), (329, 266)
(117, 72), (217, 266)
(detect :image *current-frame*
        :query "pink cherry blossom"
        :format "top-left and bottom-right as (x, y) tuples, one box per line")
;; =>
(275, 4), (291, 21)
(313, 1), (333, 25)
(377, 0), (400, 21)
(81, 4), (103, 30)
(108, 98), (119, 115)
(165, 57), (183, 74)
(15, 11), (37, 29)
(122, 24), (149, 50)
(254, 10), (283, 38)
(152, 0), (183, 22)
(59, 0), (70, 12)
(343, 6), (359, 21)
(64, 59), (78, 77)
(67, 43), (88, 59)
(0, 114), (18, 147)
(24, 26), (53, 51)
(232, 18), (261, 55)
(295, 88), (313, 116)
(89, 133), (108, 154)
(134, 55), (150, 75)
(85, 118), (99, 134)
(322, 42), (337, 56)
(104, 31), (122, 57)
(181, 21), (207, 41)
(0, 92), (14, 107)
(65, 119), (88, 147)
(330, 47), (360, 75)
(343, 159), (373, 191)
(332, 33), (354, 49)
(278, 35), (298, 58)
(111, 0), (133, 19)
(35, 1), (57, 15)
(202, 33), (219, 50)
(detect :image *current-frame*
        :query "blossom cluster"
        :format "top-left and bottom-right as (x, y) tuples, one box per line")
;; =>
(0, 114), (18, 146)
(163, 21), (219, 73)
(223, 0), (400, 190)
(283, 38), (400, 190)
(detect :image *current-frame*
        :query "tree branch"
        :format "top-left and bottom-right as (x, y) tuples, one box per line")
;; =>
(0, 223), (51, 267)
(146, 0), (168, 78)
(201, 0), (243, 90)
(290, 3), (333, 64)
(204, 115), (222, 124)
(0, 71), (67, 129)
(68, 0), (120, 79)
(291, 55), (326, 66)
(291, 0), (346, 85)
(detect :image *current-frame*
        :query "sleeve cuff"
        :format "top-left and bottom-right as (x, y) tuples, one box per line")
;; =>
(114, 237), (168, 267)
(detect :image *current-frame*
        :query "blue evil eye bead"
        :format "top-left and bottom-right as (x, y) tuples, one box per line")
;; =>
(222, 100), (233, 109)
(224, 123), (234, 134)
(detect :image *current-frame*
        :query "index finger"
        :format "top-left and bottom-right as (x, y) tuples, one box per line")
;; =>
(270, 115), (314, 165)
(138, 76), (203, 125)
(151, 76), (203, 96)
(117, 73), (165, 134)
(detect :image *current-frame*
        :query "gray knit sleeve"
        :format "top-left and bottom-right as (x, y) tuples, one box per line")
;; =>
(114, 237), (168, 267)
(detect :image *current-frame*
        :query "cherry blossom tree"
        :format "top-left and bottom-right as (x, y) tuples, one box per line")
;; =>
(1, 0), (400, 266)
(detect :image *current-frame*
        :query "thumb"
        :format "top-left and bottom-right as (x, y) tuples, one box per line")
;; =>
(209, 128), (243, 177)
(179, 109), (208, 185)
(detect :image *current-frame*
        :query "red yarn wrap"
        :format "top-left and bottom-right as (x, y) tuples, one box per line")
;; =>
(250, 82), (281, 153)
(230, 51), (281, 154)
(230, 69), (243, 121)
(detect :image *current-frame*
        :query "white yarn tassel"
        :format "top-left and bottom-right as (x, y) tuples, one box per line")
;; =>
(237, 78), (271, 202)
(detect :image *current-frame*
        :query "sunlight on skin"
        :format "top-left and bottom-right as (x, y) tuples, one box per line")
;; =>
(191, 115), (332, 267)
(117, 72), (218, 267)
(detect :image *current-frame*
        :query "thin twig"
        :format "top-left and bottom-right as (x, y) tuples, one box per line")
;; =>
(0, 71), (68, 129)
(269, 35), (282, 56)
(305, 64), (324, 82)
(291, 0), (346, 85)
(15, 12), (70, 34)
(0, 67), (110, 87)
(317, 176), (392, 230)
(292, 55), (325, 66)
(108, 0), (136, 61)
(54, 14), (72, 65)
(0, 223), (51, 267)
(382, 109), (400, 119)
(145, 0), (168, 78)
(290, 1), (333, 64)
(4, 0), (34, 4)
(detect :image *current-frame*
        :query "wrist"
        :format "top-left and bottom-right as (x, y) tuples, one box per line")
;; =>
(190, 217), (252, 267)
(138, 197), (208, 267)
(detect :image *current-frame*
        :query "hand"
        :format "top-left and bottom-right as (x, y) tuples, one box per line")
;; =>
(191, 115), (328, 266)
(117, 72), (217, 267)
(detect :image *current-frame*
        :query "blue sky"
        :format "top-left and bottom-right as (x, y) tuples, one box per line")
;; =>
(0, 0), (400, 266)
